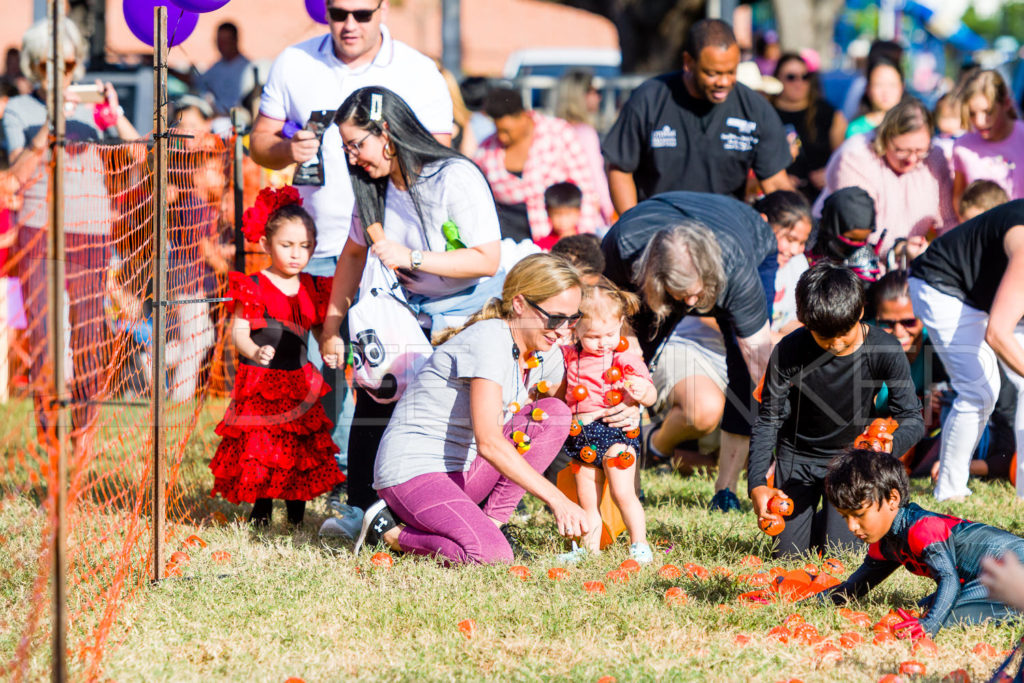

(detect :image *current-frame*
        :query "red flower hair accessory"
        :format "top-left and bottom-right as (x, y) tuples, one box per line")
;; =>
(241, 186), (303, 242)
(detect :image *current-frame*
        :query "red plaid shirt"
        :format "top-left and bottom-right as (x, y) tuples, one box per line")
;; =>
(474, 111), (602, 241)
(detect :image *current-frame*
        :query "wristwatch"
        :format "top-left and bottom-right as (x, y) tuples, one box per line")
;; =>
(409, 249), (423, 270)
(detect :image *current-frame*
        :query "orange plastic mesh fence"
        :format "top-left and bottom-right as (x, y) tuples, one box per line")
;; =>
(0, 131), (238, 681)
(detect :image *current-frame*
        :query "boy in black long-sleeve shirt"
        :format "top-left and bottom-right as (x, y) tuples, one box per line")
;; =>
(749, 263), (925, 558)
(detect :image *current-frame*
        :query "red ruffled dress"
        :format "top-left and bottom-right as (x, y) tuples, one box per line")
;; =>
(209, 271), (344, 504)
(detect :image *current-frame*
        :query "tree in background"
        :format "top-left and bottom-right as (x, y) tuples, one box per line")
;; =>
(556, 0), (846, 73)
(554, 0), (705, 73)
(771, 0), (845, 70)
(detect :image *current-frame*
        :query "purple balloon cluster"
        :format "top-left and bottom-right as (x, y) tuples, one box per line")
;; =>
(305, 0), (328, 25)
(123, 0), (231, 48)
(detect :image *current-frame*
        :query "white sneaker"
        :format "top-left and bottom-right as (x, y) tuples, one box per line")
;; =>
(318, 504), (364, 540)
(556, 545), (589, 564)
(630, 542), (653, 564)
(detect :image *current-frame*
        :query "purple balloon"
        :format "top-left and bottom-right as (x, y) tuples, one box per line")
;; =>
(172, 0), (230, 11)
(305, 0), (328, 25)
(122, 0), (199, 48)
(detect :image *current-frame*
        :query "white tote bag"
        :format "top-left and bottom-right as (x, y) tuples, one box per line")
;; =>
(347, 258), (432, 404)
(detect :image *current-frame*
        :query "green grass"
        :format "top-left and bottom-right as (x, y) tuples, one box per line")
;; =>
(4, 404), (1024, 681)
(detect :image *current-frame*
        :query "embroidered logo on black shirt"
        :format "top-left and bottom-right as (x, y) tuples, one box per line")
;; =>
(651, 125), (677, 148)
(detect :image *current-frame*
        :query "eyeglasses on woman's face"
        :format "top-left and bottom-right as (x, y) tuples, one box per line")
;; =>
(342, 130), (374, 158)
(782, 72), (810, 82)
(888, 145), (931, 162)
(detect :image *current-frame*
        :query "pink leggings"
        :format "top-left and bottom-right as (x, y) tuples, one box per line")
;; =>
(378, 397), (569, 564)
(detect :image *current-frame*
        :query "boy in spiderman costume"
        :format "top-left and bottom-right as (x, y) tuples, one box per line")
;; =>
(821, 448), (1024, 637)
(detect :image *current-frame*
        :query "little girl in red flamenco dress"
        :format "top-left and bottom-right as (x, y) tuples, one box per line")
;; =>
(209, 187), (344, 526)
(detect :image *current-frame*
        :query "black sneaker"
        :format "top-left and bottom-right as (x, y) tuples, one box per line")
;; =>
(500, 523), (534, 561)
(644, 424), (670, 465)
(709, 488), (742, 513)
(353, 499), (397, 555)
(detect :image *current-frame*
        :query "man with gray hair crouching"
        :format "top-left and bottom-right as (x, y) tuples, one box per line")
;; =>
(601, 191), (777, 512)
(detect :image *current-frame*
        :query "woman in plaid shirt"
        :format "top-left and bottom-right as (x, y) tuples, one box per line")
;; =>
(474, 87), (603, 245)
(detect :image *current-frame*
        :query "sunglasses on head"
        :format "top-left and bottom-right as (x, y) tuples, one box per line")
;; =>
(782, 73), (811, 82)
(525, 298), (582, 330)
(877, 317), (919, 330)
(327, 0), (382, 23)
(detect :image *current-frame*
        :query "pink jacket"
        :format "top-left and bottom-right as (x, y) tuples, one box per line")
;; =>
(813, 132), (957, 255)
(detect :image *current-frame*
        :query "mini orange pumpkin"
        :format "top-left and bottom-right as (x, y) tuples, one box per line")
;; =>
(370, 552), (394, 568)
(664, 586), (688, 605)
(768, 495), (794, 516)
(509, 565), (531, 580)
(658, 564), (682, 579)
(457, 619), (476, 639)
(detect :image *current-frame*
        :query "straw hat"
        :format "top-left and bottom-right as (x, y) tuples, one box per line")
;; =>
(736, 61), (783, 95)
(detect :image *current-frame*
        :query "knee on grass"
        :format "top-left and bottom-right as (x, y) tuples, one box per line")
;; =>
(465, 541), (514, 565)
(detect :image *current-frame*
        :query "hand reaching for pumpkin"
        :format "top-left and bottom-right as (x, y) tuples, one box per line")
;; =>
(892, 608), (925, 640)
(750, 484), (789, 525)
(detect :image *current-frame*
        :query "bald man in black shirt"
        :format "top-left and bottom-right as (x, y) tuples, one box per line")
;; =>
(602, 18), (794, 214)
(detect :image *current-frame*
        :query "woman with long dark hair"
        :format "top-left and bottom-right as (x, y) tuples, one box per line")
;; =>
(320, 86), (503, 519)
(770, 53), (846, 203)
(845, 58), (904, 138)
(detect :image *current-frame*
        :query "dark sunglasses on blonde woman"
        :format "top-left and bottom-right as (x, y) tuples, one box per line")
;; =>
(524, 298), (582, 331)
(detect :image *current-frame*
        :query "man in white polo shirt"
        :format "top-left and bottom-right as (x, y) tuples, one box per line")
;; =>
(250, 0), (453, 532)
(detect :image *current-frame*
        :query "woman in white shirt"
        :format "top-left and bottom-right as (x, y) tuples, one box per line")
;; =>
(320, 86), (503, 515)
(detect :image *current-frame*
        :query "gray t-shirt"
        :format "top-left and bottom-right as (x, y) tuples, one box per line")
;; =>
(3, 94), (115, 234)
(196, 55), (251, 115)
(2, 93), (108, 152)
(374, 317), (566, 490)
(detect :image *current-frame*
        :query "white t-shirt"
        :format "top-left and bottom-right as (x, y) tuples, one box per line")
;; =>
(259, 26), (453, 259)
(348, 159), (500, 298)
(374, 318), (566, 490)
(771, 253), (808, 333)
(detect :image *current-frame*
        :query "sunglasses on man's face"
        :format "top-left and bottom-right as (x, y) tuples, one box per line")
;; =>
(525, 298), (582, 331)
(327, 0), (382, 23)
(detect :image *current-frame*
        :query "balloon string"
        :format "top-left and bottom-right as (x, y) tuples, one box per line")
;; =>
(156, 7), (189, 112)
(167, 8), (183, 47)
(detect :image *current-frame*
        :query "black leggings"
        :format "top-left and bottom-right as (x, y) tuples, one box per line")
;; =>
(772, 455), (861, 559)
(345, 388), (397, 510)
(250, 499), (306, 525)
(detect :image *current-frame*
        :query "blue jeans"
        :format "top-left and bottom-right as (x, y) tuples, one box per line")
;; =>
(406, 271), (506, 333)
(305, 255), (353, 472)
